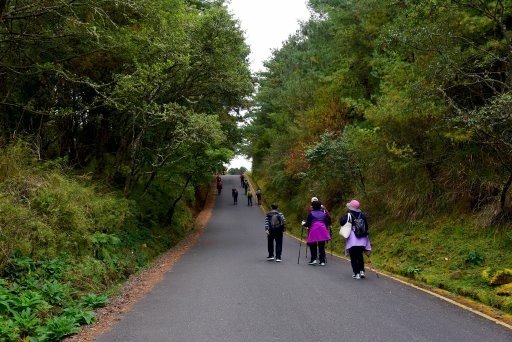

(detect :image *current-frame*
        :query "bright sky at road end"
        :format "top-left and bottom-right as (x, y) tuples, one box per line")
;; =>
(226, 0), (311, 171)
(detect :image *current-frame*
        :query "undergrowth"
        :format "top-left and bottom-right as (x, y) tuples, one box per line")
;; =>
(0, 143), (197, 340)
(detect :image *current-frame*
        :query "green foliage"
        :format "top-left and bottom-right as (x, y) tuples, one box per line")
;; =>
(465, 252), (484, 266)
(12, 308), (40, 337)
(37, 315), (80, 341)
(62, 307), (95, 325)
(404, 266), (421, 278)
(80, 293), (108, 309)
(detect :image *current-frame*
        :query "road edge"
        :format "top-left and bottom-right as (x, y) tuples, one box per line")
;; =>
(65, 183), (217, 342)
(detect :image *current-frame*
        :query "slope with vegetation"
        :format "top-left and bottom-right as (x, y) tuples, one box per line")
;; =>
(0, 0), (252, 340)
(247, 0), (512, 315)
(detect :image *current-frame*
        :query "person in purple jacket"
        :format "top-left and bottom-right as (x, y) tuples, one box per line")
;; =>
(339, 199), (372, 279)
(303, 200), (331, 266)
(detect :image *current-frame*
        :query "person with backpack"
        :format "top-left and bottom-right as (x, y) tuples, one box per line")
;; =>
(232, 188), (238, 205)
(240, 173), (245, 187)
(265, 204), (286, 262)
(303, 199), (331, 266)
(256, 189), (262, 205)
(216, 180), (222, 195)
(243, 179), (249, 195)
(247, 189), (253, 206)
(339, 199), (372, 279)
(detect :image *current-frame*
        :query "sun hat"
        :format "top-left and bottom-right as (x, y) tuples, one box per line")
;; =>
(311, 197), (319, 203)
(346, 199), (361, 212)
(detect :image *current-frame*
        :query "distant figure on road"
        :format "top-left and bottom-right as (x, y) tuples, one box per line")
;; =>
(243, 179), (249, 195)
(265, 204), (286, 262)
(303, 200), (331, 266)
(232, 188), (238, 205)
(240, 173), (245, 187)
(216, 181), (222, 195)
(216, 174), (221, 183)
(247, 189), (253, 206)
(256, 189), (262, 205)
(339, 199), (371, 279)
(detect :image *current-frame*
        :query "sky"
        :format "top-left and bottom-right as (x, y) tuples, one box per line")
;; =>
(226, 0), (311, 170)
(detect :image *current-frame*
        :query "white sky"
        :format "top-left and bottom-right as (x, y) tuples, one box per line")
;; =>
(226, 0), (311, 170)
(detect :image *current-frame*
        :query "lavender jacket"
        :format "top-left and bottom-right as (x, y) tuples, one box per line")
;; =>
(305, 209), (331, 243)
(340, 210), (372, 255)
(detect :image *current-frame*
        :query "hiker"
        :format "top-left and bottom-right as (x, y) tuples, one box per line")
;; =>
(240, 173), (245, 187)
(309, 196), (330, 217)
(256, 189), (262, 205)
(216, 174), (222, 183)
(243, 179), (249, 195)
(265, 203), (286, 262)
(303, 199), (331, 266)
(216, 180), (222, 195)
(232, 188), (238, 205)
(339, 199), (371, 279)
(247, 189), (253, 206)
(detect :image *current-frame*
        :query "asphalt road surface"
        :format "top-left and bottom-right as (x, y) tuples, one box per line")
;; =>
(98, 175), (512, 342)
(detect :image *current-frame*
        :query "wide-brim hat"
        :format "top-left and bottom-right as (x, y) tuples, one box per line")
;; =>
(346, 199), (361, 212)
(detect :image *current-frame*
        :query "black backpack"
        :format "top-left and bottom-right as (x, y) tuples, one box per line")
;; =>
(269, 212), (283, 230)
(352, 212), (368, 238)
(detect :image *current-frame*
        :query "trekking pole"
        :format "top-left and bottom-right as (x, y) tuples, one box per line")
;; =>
(298, 224), (304, 264)
(330, 226), (333, 257)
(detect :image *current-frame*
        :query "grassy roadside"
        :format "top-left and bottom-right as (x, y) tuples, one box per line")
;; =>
(248, 174), (512, 323)
(0, 145), (202, 341)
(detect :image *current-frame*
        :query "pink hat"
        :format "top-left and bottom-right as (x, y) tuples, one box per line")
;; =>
(346, 199), (361, 212)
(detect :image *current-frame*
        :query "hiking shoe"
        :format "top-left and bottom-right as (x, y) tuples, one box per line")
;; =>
(308, 260), (318, 265)
(275, 258), (282, 262)
(319, 262), (326, 266)
(360, 271), (365, 278)
(266, 256), (275, 261)
(354, 274), (361, 280)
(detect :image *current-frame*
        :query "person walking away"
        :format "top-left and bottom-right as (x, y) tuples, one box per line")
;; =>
(216, 180), (222, 195)
(216, 174), (222, 183)
(247, 189), (253, 206)
(303, 200), (331, 266)
(256, 189), (262, 205)
(265, 204), (286, 262)
(244, 179), (249, 195)
(232, 188), (238, 205)
(240, 173), (245, 187)
(339, 199), (371, 279)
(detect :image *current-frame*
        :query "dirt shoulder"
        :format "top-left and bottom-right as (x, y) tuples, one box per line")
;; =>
(66, 186), (216, 342)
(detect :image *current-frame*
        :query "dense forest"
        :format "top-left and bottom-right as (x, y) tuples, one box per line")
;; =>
(0, 0), (252, 340)
(248, 0), (512, 314)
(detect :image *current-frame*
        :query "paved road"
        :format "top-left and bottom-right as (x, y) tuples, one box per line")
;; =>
(98, 175), (511, 342)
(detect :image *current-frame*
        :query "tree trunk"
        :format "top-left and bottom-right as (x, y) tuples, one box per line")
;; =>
(0, 0), (6, 18)
(166, 175), (192, 226)
(95, 115), (109, 175)
(499, 172), (512, 213)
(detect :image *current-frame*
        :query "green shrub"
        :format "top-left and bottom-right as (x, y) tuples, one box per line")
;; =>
(0, 318), (20, 341)
(37, 315), (80, 341)
(80, 293), (108, 309)
(464, 251), (484, 266)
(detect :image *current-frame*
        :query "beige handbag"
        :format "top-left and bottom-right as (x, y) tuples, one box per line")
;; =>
(339, 213), (352, 239)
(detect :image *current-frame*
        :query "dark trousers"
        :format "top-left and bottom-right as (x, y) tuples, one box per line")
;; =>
(267, 230), (283, 258)
(349, 246), (365, 274)
(308, 241), (326, 263)
(233, 194), (238, 204)
(248, 196), (253, 206)
(256, 195), (262, 205)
